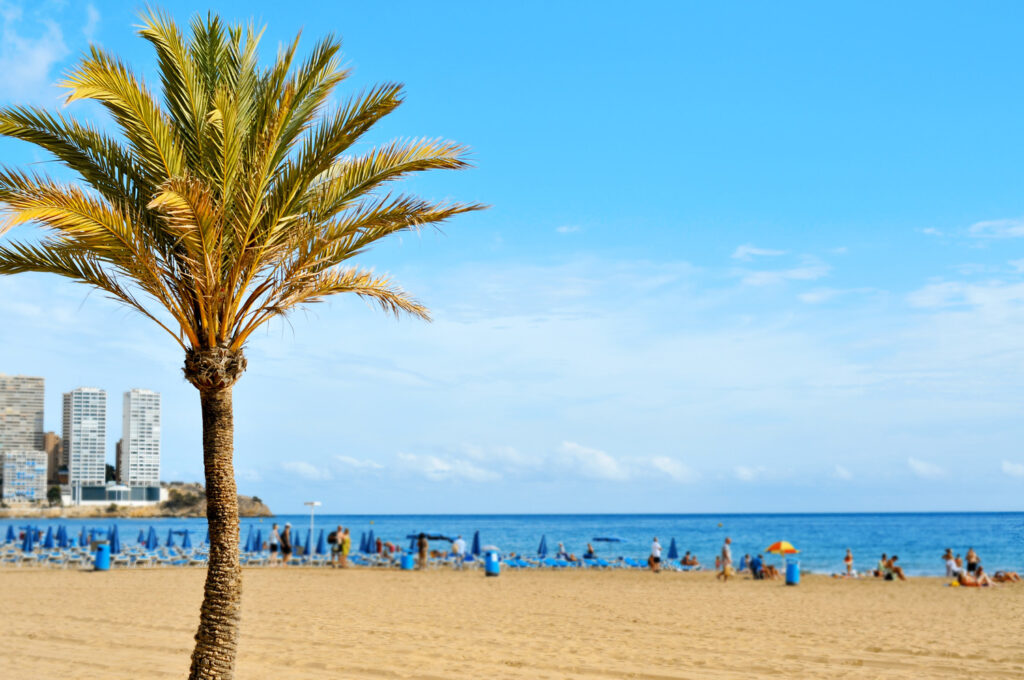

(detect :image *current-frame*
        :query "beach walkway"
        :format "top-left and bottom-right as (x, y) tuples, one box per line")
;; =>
(1, 569), (1021, 679)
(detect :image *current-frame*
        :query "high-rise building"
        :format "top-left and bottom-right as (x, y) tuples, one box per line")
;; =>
(0, 374), (44, 454)
(63, 387), (107, 486)
(43, 431), (62, 485)
(115, 438), (124, 483)
(120, 389), (160, 486)
(2, 450), (47, 503)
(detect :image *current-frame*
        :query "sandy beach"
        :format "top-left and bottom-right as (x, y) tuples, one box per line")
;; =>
(1, 567), (1021, 679)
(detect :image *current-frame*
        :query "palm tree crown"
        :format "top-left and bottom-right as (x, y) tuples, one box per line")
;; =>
(0, 10), (482, 359)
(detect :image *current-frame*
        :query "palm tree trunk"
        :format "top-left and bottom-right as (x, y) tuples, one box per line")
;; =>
(188, 386), (242, 679)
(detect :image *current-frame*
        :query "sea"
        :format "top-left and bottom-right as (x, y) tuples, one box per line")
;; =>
(3, 512), (1022, 576)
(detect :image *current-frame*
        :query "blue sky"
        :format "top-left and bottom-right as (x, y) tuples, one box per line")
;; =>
(2, 1), (1024, 513)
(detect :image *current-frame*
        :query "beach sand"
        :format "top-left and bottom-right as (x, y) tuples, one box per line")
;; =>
(2, 567), (1022, 679)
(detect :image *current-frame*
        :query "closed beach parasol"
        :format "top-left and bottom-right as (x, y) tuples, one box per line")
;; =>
(537, 535), (548, 557)
(765, 541), (799, 555)
(166, 529), (175, 548)
(667, 538), (679, 560)
(43, 526), (54, 549)
(471, 530), (481, 557)
(146, 526), (159, 551)
(137, 529), (146, 544)
(181, 529), (192, 550)
(109, 525), (121, 554)
(5, 525), (15, 543)
(316, 529), (327, 556)
(304, 530), (312, 556)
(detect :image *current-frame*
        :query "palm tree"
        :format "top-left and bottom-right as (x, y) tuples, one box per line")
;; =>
(0, 11), (482, 679)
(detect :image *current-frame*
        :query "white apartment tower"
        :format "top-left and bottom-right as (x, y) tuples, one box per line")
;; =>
(120, 389), (160, 485)
(63, 387), (107, 486)
(0, 374), (44, 453)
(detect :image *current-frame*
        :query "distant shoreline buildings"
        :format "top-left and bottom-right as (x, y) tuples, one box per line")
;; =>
(0, 373), (165, 506)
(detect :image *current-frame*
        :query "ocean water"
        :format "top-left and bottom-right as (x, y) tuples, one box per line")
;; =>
(3, 512), (1022, 576)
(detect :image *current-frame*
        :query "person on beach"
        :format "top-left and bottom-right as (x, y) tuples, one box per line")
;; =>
(955, 553), (964, 573)
(966, 548), (979, 575)
(330, 525), (343, 567)
(844, 549), (853, 576)
(583, 543), (597, 560)
(280, 523), (292, 566)
(958, 566), (994, 587)
(556, 542), (571, 561)
(884, 555), (906, 581)
(452, 535), (466, 569)
(649, 537), (662, 573)
(417, 533), (429, 569)
(340, 528), (351, 567)
(944, 551), (960, 578)
(993, 570), (1021, 583)
(268, 523), (281, 566)
(873, 553), (887, 578)
(717, 537), (732, 581)
(750, 554), (764, 580)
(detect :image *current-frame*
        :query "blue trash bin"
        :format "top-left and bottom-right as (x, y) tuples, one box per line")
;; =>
(400, 553), (415, 570)
(785, 559), (800, 585)
(484, 551), (500, 577)
(94, 541), (111, 571)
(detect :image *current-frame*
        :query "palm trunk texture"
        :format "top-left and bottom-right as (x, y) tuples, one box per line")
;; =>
(188, 386), (242, 679)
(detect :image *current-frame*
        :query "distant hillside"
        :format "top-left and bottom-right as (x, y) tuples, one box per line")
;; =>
(158, 482), (273, 518)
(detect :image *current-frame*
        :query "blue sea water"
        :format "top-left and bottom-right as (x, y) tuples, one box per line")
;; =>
(3, 512), (1022, 576)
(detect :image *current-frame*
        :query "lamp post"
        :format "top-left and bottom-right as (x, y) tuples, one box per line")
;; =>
(304, 501), (321, 547)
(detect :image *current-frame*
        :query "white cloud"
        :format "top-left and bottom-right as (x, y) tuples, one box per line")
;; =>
(907, 457), (945, 480)
(799, 288), (840, 304)
(742, 260), (830, 286)
(968, 217), (1024, 238)
(650, 456), (697, 482)
(833, 465), (852, 481)
(335, 455), (384, 470)
(1009, 259), (1024, 273)
(906, 280), (1024, 310)
(281, 461), (333, 481)
(920, 227), (943, 237)
(82, 3), (99, 41)
(0, 3), (68, 101)
(556, 225), (581, 234)
(558, 441), (629, 481)
(734, 465), (765, 482)
(732, 244), (786, 261)
(397, 452), (500, 482)
(1001, 460), (1024, 478)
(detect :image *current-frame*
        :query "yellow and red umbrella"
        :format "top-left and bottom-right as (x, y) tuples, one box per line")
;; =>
(765, 540), (799, 556)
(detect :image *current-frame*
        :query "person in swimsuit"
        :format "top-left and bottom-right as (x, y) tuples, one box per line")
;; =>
(268, 523), (280, 565)
(417, 533), (429, 569)
(340, 528), (351, 567)
(884, 555), (907, 581)
(844, 549), (853, 576)
(330, 525), (343, 567)
(583, 543), (597, 560)
(716, 537), (732, 581)
(993, 570), (1021, 583)
(874, 553), (887, 578)
(280, 523), (292, 566)
(650, 537), (662, 573)
(965, 548), (979, 575)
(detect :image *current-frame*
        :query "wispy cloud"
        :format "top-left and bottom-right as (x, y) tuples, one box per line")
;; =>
(0, 2), (68, 102)
(1001, 460), (1024, 478)
(397, 452), (500, 482)
(920, 227), (943, 237)
(732, 244), (786, 261)
(556, 225), (581, 234)
(968, 217), (1024, 238)
(833, 464), (853, 481)
(281, 461), (334, 481)
(907, 457), (945, 480)
(650, 456), (697, 482)
(734, 465), (766, 482)
(82, 3), (99, 41)
(741, 257), (830, 286)
(558, 441), (629, 481)
(335, 455), (384, 470)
